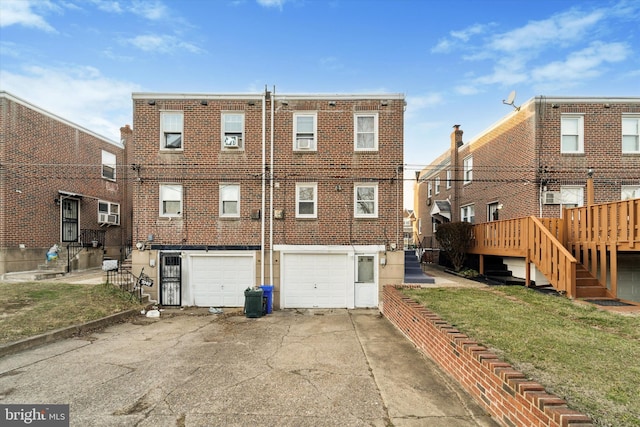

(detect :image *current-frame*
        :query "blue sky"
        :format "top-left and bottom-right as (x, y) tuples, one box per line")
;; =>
(1, 0), (639, 207)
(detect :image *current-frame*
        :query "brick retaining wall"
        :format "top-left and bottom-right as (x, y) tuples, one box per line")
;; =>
(382, 285), (593, 427)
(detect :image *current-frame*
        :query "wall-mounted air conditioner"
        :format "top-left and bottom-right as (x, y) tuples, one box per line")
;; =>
(99, 213), (119, 225)
(542, 191), (562, 205)
(297, 138), (312, 149)
(224, 136), (239, 148)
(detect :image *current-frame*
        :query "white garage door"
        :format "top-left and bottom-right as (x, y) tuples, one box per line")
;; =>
(191, 256), (254, 307)
(282, 253), (349, 308)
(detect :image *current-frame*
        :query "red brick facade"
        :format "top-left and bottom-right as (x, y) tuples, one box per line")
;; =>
(0, 92), (130, 274)
(382, 285), (593, 427)
(414, 97), (640, 248)
(131, 93), (404, 249)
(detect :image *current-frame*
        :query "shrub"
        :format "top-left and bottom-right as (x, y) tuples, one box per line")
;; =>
(435, 222), (473, 272)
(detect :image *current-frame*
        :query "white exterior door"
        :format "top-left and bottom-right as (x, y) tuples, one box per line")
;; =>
(355, 254), (378, 307)
(189, 255), (254, 307)
(282, 253), (350, 308)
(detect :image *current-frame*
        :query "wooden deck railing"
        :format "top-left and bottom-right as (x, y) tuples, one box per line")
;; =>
(566, 198), (639, 250)
(469, 216), (577, 296)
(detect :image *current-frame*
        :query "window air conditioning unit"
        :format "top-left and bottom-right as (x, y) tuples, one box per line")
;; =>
(224, 136), (239, 148)
(542, 191), (562, 205)
(297, 138), (312, 149)
(99, 213), (119, 225)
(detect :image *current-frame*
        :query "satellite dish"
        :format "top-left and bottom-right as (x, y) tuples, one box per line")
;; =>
(502, 90), (520, 111)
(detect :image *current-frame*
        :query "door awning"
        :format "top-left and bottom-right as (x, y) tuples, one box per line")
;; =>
(58, 190), (85, 199)
(430, 200), (451, 221)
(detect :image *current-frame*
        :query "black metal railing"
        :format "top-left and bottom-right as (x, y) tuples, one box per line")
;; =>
(106, 267), (153, 303)
(80, 229), (106, 247)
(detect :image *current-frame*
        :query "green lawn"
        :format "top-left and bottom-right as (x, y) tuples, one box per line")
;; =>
(0, 282), (145, 344)
(403, 286), (640, 427)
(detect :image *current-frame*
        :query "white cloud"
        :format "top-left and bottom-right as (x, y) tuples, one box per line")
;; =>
(530, 41), (629, 88)
(0, 65), (140, 140)
(488, 9), (604, 53)
(405, 93), (443, 118)
(0, 0), (57, 32)
(126, 34), (203, 54)
(130, 0), (169, 20)
(89, 0), (124, 14)
(257, 0), (288, 8)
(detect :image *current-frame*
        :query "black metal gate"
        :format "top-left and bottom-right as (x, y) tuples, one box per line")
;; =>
(160, 253), (181, 306)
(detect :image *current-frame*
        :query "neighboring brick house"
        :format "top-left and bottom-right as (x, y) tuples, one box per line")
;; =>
(130, 91), (405, 309)
(414, 96), (640, 300)
(0, 91), (132, 275)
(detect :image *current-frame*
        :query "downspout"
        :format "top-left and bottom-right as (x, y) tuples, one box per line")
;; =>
(269, 87), (275, 285)
(261, 88), (266, 287)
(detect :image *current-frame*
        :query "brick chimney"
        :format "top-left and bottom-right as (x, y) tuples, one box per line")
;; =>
(451, 124), (463, 149)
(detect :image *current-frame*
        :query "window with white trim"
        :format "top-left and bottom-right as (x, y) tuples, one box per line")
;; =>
(427, 181), (432, 198)
(160, 184), (183, 217)
(560, 186), (584, 209)
(461, 204), (475, 223)
(294, 113), (317, 151)
(161, 111), (183, 150)
(222, 113), (244, 150)
(101, 150), (116, 180)
(354, 113), (378, 151)
(219, 184), (240, 217)
(296, 183), (317, 218)
(354, 183), (378, 218)
(98, 200), (120, 225)
(435, 177), (441, 194)
(622, 116), (640, 153)
(446, 169), (451, 189)
(561, 115), (584, 153)
(621, 185), (640, 200)
(463, 156), (473, 183)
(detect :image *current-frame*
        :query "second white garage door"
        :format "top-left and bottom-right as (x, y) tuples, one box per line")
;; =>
(282, 253), (349, 308)
(190, 255), (254, 307)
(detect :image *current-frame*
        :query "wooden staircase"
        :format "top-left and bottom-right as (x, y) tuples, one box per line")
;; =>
(574, 264), (612, 299)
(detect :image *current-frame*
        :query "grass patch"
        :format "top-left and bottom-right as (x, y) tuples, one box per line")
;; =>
(403, 286), (640, 427)
(0, 282), (145, 344)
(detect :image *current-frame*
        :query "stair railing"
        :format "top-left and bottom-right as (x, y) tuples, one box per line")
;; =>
(528, 217), (577, 297)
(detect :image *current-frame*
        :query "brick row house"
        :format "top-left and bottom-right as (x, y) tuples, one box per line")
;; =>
(0, 91), (132, 275)
(414, 96), (640, 301)
(130, 91), (405, 309)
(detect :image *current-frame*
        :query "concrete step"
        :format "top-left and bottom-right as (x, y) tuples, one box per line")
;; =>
(2, 269), (67, 282)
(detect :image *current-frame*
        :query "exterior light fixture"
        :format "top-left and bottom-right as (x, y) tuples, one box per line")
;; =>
(200, 100), (208, 106)
(587, 168), (594, 178)
(147, 100), (156, 105)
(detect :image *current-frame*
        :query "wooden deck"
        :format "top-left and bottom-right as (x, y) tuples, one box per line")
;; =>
(468, 199), (639, 299)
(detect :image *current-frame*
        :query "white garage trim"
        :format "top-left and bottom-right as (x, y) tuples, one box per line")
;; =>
(276, 245), (384, 309)
(183, 252), (255, 307)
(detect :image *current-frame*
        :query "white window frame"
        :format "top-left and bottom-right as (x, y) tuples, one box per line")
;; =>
(355, 254), (375, 283)
(296, 183), (317, 218)
(622, 116), (640, 154)
(435, 177), (440, 194)
(160, 111), (184, 151)
(354, 113), (378, 151)
(101, 150), (116, 181)
(560, 186), (584, 209)
(159, 184), (183, 217)
(561, 115), (584, 154)
(446, 169), (451, 189)
(293, 112), (317, 151)
(221, 112), (245, 150)
(427, 181), (432, 198)
(621, 185), (640, 200)
(463, 156), (473, 184)
(98, 200), (120, 225)
(461, 204), (475, 223)
(354, 183), (378, 218)
(219, 183), (240, 218)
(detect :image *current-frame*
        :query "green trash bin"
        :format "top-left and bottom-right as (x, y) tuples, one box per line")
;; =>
(244, 288), (264, 318)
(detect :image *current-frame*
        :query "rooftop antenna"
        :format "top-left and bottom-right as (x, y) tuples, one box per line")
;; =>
(502, 90), (520, 111)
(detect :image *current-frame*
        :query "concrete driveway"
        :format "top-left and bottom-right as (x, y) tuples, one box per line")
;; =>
(0, 309), (497, 426)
